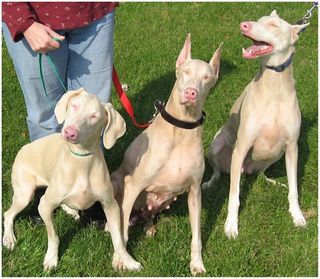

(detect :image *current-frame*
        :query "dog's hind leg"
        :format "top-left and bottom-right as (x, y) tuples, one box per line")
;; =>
(260, 173), (287, 188)
(202, 167), (221, 189)
(202, 130), (231, 189)
(3, 177), (36, 250)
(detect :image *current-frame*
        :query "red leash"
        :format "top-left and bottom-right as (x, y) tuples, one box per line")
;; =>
(112, 66), (150, 129)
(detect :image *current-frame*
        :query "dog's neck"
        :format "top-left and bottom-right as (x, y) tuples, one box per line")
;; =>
(261, 46), (295, 71)
(254, 50), (296, 96)
(165, 84), (205, 123)
(65, 138), (100, 157)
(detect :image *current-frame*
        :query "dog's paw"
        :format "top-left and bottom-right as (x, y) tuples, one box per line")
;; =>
(104, 222), (110, 233)
(143, 222), (157, 237)
(112, 252), (143, 272)
(224, 216), (239, 239)
(201, 181), (212, 189)
(291, 209), (307, 227)
(43, 254), (58, 271)
(190, 258), (206, 276)
(145, 226), (157, 237)
(2, 232), (16, 250)
(61, 204), (80, 221)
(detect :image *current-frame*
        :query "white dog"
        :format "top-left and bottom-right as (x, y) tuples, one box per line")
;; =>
(204, 11), (308, 239)
(3, 88), (142, 271)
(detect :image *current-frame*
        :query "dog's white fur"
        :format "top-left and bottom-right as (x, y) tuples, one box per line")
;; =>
(3, 88), (142, 271)
(111, 34), (223, 275)
(204, 11), (308, 239)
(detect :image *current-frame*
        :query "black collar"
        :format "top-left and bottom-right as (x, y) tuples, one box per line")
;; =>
(154, 100), (206, 129)
(265, 53), (294, 72)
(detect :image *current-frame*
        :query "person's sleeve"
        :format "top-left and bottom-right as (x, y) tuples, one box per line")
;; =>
(2, 2), (37, 42)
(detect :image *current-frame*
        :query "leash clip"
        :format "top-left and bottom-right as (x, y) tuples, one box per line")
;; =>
(295, 1), (318, 25)
(149, 100), (165, 124)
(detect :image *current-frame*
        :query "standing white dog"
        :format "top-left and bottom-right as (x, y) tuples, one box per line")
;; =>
(3, 88), (142, 272)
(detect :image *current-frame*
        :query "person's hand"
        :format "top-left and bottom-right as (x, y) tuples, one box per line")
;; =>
(23, 22), (65, 53)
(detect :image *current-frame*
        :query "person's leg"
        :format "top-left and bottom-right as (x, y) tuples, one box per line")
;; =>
(3, 23), (68, 141)
(67, 11), (115, 103)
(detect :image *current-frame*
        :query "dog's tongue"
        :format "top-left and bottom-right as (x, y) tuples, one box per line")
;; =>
(242, 41), (272, 59)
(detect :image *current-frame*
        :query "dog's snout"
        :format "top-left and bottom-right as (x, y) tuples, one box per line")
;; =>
(63, 126), (78, 141)
(240, 22), (251, 32)
(184, 87), (198, 101)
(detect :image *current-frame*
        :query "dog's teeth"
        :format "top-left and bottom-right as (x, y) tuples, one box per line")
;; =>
(166, 205), (170, 210)
(155, 195), (158, 200)
(148, 205), (152, 211)
(242, 48), (245, 53)
(173, 197), (177, 201)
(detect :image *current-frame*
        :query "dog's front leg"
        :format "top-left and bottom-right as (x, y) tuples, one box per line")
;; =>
(38, 192), (60, 271)
(224, 136), (252, 239)
(285, 142), (306, 227)
(101, 195), (142, 272)
(121, 175), (144, 245)
(188, 181), (206, 276)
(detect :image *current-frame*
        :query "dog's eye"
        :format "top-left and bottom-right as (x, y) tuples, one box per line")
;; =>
(89, 113), (98, 120)
(268, 21), (279, 28)
(203, 75), (212, 80)
(182, 68), (191, 75)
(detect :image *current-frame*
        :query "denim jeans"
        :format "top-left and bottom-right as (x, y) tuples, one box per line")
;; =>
(3, 11), (115, 141)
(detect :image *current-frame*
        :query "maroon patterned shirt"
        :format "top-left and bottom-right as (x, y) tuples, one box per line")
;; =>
(2, 2), (118, 42)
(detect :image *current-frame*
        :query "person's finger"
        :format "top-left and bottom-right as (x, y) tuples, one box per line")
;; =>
(46, 27), (65, 41)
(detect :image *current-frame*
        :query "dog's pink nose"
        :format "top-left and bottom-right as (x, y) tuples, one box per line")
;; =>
(240, 22), (251, 32)
(63, 126), (78, 141)
(184, 87), (198, 101)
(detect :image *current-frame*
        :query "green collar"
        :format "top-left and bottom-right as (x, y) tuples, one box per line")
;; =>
(67, 145), (93, 157)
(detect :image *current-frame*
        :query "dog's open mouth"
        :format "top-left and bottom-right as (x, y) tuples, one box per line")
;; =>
(242, 36), (273, 59)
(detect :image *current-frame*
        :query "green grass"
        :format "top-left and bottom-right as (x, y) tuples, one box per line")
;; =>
(2, 2), (318, 277)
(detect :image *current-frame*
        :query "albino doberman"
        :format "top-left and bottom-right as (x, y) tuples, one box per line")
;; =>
(203, 11), (308, 239)
(111, 34), (223, 275)
(3, 88), (142, 272)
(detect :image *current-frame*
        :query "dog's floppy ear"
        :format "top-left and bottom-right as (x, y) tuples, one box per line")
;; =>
(54, 88), (85, 124)
(270, 10), (280, 18)
(209, 42), (223, 79)
(103, 103), (126, 149)
(176, 33), (191, 69)
(291, 23), (310, 43)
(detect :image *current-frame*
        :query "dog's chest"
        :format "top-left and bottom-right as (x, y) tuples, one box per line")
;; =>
(251, 107), (300, 161)
(63, 179), (98, 210)
(145, 144), (204, 193)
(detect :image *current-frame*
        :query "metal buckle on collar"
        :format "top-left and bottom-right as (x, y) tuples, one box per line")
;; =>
(149, 100), (165, 124)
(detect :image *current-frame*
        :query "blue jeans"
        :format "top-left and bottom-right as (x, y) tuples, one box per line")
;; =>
(3, 11), (115, 141)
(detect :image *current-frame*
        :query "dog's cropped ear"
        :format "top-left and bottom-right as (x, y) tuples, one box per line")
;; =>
(176, 33), (192, 69)
(270, 10), (280, 18)
(209, 42), (223, 79)
(54, 88), (85, 124)
(291, 23), (310, 43)
(103, 103), (126, 149)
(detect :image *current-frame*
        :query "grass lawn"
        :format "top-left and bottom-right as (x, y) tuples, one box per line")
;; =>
(2, 2), (318, 277)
